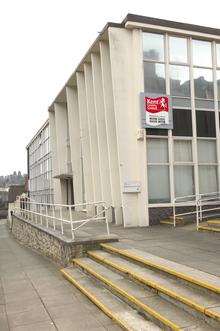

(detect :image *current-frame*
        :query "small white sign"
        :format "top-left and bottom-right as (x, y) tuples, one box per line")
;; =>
(123, 181), (141, 193)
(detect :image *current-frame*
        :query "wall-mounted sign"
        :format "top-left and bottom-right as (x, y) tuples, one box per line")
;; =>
(123, 181), (141, 193)
(140, 93), (173, 129)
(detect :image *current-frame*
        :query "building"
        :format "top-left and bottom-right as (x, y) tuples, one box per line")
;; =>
(29, 14), (220, 227)
(27, 120), (54, 203)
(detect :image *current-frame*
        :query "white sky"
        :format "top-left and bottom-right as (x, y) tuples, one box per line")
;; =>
(0, 0), (219, 175)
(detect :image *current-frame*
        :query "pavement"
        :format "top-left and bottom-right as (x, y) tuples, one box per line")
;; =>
(0, 220), (121, 331)
(1, 218), (220, 330)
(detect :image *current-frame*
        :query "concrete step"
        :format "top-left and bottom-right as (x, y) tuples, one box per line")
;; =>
(198, 224), (220, 233)
(207, 219), (220, 227)
(160, 216), (194, 226)
(88, 249), (220, 327)
(74, 256), (217, 330)
(100, 242), (220, 295)
(61, 267), (161, 331)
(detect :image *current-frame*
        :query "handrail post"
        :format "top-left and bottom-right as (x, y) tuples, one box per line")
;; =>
(45, 205), (49, 228)
(60, 206), (64, 235)
(105, 207), (110, 236)
(173, 199), (176, 227)
(69, 205), (74, 240)
(52, 205), (56, 230)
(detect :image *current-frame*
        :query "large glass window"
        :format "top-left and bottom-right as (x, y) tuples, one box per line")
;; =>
(148, 166), (170, 203)
(169, 36), (188, 63)
(144, 62), (166, 94)
(147, 139), (168, 163)
(199, 165), (218, 193)
(192, 40), (212, 67)
(170, 65), (190, 97)
(143, 33), (164, 61)
(196, 110), (216, 137)
(174, 140), (192, 162)
(216, 44), (220, 67)
(174, 166), (194, 197)
(217, 70), (220, 100)
(197, 140), (217, 163)
(173, 109), (192, 136)
(194, 68), (214, 99)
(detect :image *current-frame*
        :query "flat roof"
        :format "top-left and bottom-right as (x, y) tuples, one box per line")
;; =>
(48, 13), (220, 111)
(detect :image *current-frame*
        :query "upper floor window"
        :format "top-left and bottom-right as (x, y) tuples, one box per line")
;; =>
(216, 44), (220, 67)
(143, 33), (164, 62)
(169, 36), (188, 63)
(194, 68), (214, 99)
(192, 40), (212, 67)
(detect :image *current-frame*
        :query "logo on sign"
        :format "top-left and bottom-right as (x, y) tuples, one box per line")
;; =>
(145, 96), (169, 127)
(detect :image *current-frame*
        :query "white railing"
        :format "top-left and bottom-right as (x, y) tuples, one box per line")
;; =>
(173, 192), (220, 228)
(12, 198), (110, 240)
(196, 193), (220, 228)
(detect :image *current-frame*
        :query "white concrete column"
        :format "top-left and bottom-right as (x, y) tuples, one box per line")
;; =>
(99, 41), (123, 225)
(91, 52), (112, 208)
(108, 27), (149, 227)
(84, 63), (102, 202)
(49, 110), (62, 204)
(66, 86), (83, 205)
(76, 71), (94, 204)
(54, 102), (68, 176)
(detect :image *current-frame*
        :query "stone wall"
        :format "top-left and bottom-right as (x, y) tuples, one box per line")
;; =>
(10, 214), (118, 266)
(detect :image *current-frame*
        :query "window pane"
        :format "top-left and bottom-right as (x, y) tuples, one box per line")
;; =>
(173, 109), (192, 136)
(148, 165), (170, 203)
(147, 139), (168, 163)
(174, 166), (194, 197)
(169, 37), (187, 63)
(216, 44), (220, 67)
(217, 70), (220, 100)
(144, 62), (166, 94)
(197, 140), (217, 163)
(143, 33), (164, 61)
(170, 65), (190, 97)
(192, 40), (212, 67)
(196, 110), (216, 137)
(194, 68), (214, 99)
(174, 140), (192, 162)
(199, 165), (218, 194)
(146, 128), (168, 136)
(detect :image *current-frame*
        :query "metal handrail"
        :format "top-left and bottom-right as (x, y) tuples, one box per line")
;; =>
(173, 191), (220, 228)
(13, 198), (110, 239)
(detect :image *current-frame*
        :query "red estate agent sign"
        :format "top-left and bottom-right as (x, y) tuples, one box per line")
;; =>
(145, 96), (169, 127)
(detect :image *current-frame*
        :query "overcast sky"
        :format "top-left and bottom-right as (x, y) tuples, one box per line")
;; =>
(0, 0), (219, 175)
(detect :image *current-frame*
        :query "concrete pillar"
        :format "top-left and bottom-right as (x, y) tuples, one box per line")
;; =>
(100, 41), (123, 225)
(91, 53), (112, 209)
(54, 102), (68, 176)
(66, 86), (83, 205)
(76, 71), (94, 204)
(108, 27), (149, 227)
(49, 110), (62, 204)
(84, 63), (102, 202)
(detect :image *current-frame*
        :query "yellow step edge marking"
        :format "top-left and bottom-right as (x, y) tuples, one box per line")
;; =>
(160, 221), (174, 225)
(198, 226), (220, 232)
(60, 268), (131, 331)
(74, 259), (181, 331)
(100, 243), (220, 295)
(207, 220), (220, 224)
(88, 251), (220, 322)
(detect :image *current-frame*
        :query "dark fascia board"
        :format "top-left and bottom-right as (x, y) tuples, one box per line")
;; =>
(123, 13), (220, 36)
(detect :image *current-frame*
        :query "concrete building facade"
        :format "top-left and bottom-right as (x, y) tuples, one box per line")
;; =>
(27, 120), (54, 203)
(28, 14), (220, 227)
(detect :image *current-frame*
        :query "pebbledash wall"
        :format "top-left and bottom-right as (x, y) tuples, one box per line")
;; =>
(28, 14), (220, 226)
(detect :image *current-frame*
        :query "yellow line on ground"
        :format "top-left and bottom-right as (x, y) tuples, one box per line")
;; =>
(198, 226), (220, 232)
(74, 258), (182, 331)
(60, 268), (131, 331)
(100, 243), (220, 295)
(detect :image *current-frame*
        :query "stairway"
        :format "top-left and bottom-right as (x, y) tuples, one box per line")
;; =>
(198, 218), (220, 233)
(160, 215), (194, 226)
(61, 242), (220, 330)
